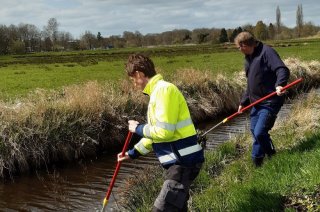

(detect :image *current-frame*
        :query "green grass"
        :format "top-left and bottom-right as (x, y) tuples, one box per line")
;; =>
(275, 44), (320, 61)
(0, 38), (319, 100)
(190, 91), (320, 211)
(0, 61), (125, 100)
(192, 132), (320, 211)
(155, 51), (242, 76)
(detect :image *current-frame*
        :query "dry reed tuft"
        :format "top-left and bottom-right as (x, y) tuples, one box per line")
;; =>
(284, 58), (320, 93)
(172, 68), (244, 123)
(275, 89), (320, 150)
(0, 81), (145, 178)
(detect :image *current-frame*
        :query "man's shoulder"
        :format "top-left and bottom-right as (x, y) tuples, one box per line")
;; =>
(158, 80), (176, 89)
(155, 80), (181, 95)
(262, 43), (277, 54)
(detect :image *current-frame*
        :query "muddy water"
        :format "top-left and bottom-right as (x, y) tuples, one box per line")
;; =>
(0, 153), (158, 211)
(0, 96), (305, 211)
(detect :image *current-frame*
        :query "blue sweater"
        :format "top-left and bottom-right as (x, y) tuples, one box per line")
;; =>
(240, 42), (290, 107)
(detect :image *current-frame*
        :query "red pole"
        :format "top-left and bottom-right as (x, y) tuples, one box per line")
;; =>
(201, 78), (303, 137)
(225, 78), (303, 122)
(101, 131), (133, 211)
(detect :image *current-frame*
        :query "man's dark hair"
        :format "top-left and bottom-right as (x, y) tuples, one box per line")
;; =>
(125, 54), (156, 78)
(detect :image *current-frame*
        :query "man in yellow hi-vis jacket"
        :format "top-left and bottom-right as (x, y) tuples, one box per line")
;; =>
(118, 54), (204, 211)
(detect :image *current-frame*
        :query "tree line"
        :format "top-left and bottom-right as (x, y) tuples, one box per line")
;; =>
(0, 4), (319, 54)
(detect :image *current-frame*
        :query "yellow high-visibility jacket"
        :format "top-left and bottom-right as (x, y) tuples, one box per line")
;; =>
(129, 74), (204, 168)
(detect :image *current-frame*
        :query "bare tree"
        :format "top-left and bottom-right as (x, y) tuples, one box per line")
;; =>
(57, 31), (73, 50)
(18, 24), (40, 52)
(142, 33), (157, 46)
(122, 31), (142, 47)
(171, 29), (192, 44)
(134, 31), (142, 47)
(80, 30), (96, 50)
(44, 18), (59, 50)
(192, 28), (210, 44)
(296, 4), (303, 37)
(302, 21), (319, 37)
(28, 24), (41, 52)
(207, 28), (221, 44)
(108, 35), (125, 48)
(0, 25), (10, 54)
(161, 31), (174, 45)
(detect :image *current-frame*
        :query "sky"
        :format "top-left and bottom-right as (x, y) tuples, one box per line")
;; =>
(0, 0), (319, 38)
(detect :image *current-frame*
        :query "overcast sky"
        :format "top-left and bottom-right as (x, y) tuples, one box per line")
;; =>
(1, 0), (319, 38)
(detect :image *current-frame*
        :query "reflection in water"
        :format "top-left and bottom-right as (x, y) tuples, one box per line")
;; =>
(0, 98), (300, 211)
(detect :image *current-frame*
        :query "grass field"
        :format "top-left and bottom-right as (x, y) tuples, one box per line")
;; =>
(0, 38), (319, 100)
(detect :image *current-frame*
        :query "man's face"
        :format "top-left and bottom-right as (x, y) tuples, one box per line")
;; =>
(237, 43), (255, 56)
(130, 71), (148, 90)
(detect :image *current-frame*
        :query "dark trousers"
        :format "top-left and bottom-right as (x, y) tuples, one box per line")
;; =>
(250, 106), (279, 160)
(152, 163), (202, 212)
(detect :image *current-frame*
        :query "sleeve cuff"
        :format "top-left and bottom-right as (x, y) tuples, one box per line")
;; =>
(128, 148), (142, 159)
(135, 124), (145, 137)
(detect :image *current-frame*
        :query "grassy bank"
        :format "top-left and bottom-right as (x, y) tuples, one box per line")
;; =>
(121, 88), (320, 212)
(0, 58), (319, 179)
(191, 90), (320, 211)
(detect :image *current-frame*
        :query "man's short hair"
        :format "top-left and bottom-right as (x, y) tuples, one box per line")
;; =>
(234, 31), (257, 47)
(125, 54), (156, 78)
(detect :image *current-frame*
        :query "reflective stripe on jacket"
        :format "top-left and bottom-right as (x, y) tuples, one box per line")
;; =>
(132, 74), (204, 168)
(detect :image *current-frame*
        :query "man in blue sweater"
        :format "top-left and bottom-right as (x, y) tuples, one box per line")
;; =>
(235, 32), (290, 167)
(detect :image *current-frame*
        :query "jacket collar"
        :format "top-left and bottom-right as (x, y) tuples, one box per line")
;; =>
(246, 41), (263, 60)
(253, 41), (263, 56)
(143, 74), (163, 96)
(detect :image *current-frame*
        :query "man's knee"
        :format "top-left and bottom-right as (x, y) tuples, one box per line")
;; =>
(255, 131), (268, 141)
(153, 179), (188, 211)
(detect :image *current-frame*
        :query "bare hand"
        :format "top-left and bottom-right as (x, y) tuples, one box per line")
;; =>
(276, 86), (285, 96)
(117, 152), (129, 162)
(238, 105), (243, 113)
(128, 120), (139, 133)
